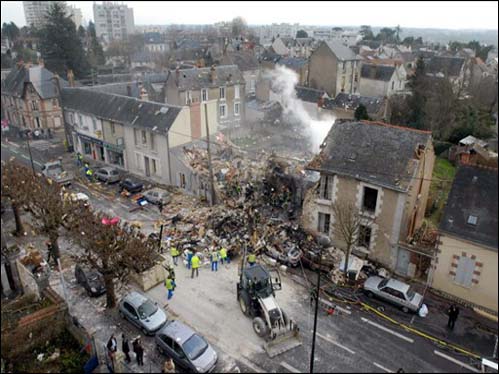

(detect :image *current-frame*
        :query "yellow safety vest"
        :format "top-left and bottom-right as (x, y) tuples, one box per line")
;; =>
(170, 247), (178, 257)
(86, 169), (93, 176)
(219, 248), (227, 259)
(248, 254), (256, 263)
(191, 255), (200, 269)
(211, 252), (218, 262)
(165, 278), (173, 290)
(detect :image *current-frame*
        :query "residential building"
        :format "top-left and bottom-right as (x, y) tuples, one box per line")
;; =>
(66, 5), (82, 28)
(271, 37), (315, 58)
(303, 120), (435, 277)
(93, 2), (135, 43)
(308, 40), (362, 98)
(279, 57), (309, 86)
(164, 65), (245, 130)
(144, 32), (170, 53)
(1, 63), (67, 135)
(322, 93), (389, 121)
(221, 50), (260, 96)
(60, 87), (216, 190)
(425, 56), (466, 93)
(23, 1), (64, 29)
(433, 166), (498, 313)
(359, 63), (407, 97)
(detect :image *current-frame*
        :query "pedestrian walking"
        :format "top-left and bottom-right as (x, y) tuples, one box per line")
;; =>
(447, 304), (460, 330)
(162, 357), (175, 373)
(122, 334), (131, 364)
(170, 244), (179, 266)
(165, 275), (176, 300)
(46, 240), (57, 266)
(133, 338), (144, 366)
(191, 252), (200, 278)
(158, 200), (164, 214)
(210, 249), (219, 272)
(107, 334), (117, 369)
(219, 246), (230, 265)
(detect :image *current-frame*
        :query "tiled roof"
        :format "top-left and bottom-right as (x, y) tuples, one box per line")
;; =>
(169, 65), (244, 91)
(324, 40), (359, 61)
(425, 56), (465, 77)
(1, 65), (68, 99)
(295, 86), (326, 103)
(323, 93), (386, 115)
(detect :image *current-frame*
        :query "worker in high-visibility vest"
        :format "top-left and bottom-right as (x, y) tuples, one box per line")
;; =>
(85, 168), (93, 182)
(191, 252), (200, 278)
(247, 251), (256, 266)
(170, 245), (179, 266)
(210, 250), (219, 272)
(219, 247), (230, 265)
(165, 276), (176, 300)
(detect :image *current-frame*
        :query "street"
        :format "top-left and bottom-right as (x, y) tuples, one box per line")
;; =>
(1, 138), (489, 373)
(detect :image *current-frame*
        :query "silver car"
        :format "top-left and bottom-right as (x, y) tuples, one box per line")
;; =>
(94, 167), (121, 184)
(155, 320), (218, 373)
(143, 188), (169, 205)
(118, 291), (167, 335)
(363, 276), (424, 313)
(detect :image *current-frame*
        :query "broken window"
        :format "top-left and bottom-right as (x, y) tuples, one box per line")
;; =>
(362, 186), (378, 213)
(319, 175), (333, 200)
(318, 212), (331, 234)
(357, 225), (372, 249)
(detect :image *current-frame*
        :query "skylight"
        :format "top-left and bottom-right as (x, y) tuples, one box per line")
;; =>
(467, 215), (478, 225)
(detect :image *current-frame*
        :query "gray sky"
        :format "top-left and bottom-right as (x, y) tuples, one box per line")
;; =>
(1, 1), (498, 30)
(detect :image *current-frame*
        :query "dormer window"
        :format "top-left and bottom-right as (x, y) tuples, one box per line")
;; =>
(467, 215), (478, 225)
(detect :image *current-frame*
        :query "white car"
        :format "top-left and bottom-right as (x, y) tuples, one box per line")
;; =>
(363, 276), (424, 313)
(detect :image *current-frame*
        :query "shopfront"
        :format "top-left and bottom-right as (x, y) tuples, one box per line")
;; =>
(76, 133), (105, 162)
(104, 142), (125, 168)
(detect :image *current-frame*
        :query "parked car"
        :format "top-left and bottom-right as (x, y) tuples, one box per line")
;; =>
(74, 264), (106, 297)
(143, 188), (169, 205)
(41, 160), (73, 186)
(119, 178), (144, 194)
(155, 320), (218, 373)
(119, 291), (167, 335)
(94, 167), (121, 184)
(363, 276), (424, 313)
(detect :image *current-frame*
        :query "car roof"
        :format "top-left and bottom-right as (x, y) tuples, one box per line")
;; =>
(159, 320), (195, 345)
(123, 291), (148, 307)
(386, 278), (410, 293)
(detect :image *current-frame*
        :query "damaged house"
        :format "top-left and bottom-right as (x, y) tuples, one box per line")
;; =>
(303, 120), (435, 278)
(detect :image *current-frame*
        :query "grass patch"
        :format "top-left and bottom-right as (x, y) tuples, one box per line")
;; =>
(427, 157), (457, 227)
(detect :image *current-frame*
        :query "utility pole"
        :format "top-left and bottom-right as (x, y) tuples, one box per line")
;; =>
(203, 102), (216, 206)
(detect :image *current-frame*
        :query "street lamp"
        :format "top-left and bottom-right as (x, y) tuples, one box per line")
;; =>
(24, 129), (36, 176)
(310, 235), (331, 374)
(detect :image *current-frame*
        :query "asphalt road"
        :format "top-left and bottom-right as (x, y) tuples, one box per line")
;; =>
(1, 139), (484, 373)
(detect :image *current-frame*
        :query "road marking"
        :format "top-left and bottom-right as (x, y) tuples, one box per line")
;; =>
(373, 362), (393, 372)
(410, 315), (415, 325)
(434, 350), (480, 372)
(280, 361), (301, 373)
(360, 317), (414, 343)
(316, 332), (356, 354)
(319, 297), (352, 315)
(19, 154), (42, 166)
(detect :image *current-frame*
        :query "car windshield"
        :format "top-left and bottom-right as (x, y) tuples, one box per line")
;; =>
(407, 288), (416, 300)
(138, 300), (158, 319)
(182, 334), (208, 361)
(379, 279), (389, 288)
(110, 170), (119, 175)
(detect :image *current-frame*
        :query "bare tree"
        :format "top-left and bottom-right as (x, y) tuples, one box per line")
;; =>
(331, 201), (373, 275)
(1, 160), (35, 236)
(231, 17), (247, 38)
(69, 206), (158, 308)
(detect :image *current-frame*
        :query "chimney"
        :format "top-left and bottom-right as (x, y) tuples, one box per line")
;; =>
(126, 84), (132, 97)
(210, 65), (217, 84)
(67, 69), (75, 87)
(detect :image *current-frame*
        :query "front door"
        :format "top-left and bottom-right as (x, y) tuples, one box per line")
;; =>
(144, 156), (150, 177)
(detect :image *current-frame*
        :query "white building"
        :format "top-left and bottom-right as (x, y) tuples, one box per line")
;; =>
(23, 1), (65, 29)
(93, 1), (135, 43)
(67, 5), (83, 29)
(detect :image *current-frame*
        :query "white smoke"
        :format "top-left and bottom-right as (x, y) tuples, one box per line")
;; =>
(264, 65), (335, 152)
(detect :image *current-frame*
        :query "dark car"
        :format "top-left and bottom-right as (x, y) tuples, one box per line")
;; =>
(155, 320), (218, 373)
(75, 264), (106, 297)
(119, 178), (144, 194)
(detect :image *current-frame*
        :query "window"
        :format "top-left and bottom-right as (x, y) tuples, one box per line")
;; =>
(78, 114), (83, 127)
(234, 102), (240, 116)
(391, 81), (395, 90)
(362, 187), (378, 213)
(235, 85), (240, 99)
(357, 225), (372, 249)
(92, 117), (97, 131)
(123, 302), (137, 317)
(342, 61), (346, 72)
(141, 130), (147, 144)
(467, 215), (478, 225)
(219, 104), (227, 118)
(318, 212), (331, 234)
(135, 153), (142, 170)
(180, 173), (186, 188)
(319, 175), (333, 200)
(134, 129), (138, 145)
(454, 256), (476, 287)
(201, 88), (208, 102)
(110, 122), (116, 134)
(250, 79), (256, 93)
(152, 159), (157, 174)
(31, 100), (38, 111)
(35, 117), (41, 128)
(341, 76), (345, 91)
(150, 133), (155, 150)
(186, 90), (192, 104)
(219, 86), (226, 100)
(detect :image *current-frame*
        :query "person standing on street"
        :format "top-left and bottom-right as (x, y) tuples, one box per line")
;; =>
(191, 251), (200, 278)
(133, 338), (144, 366)
(46, 240), (57, 267)
(447, 304), (460, 330)
(122, 334), (131, 364)
(186, 248), (193, 269)
(211, 247), (219, 272)
(158, 200), (164, 214)
(219, 246), (229, 265)
(170, 244), (179, 266)
(106, 334), (117, 369)
(165, 275), (176, 300)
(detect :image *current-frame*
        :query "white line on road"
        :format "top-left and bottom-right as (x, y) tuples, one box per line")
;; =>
(20, 154), (42, 166)
(280, 361), (301, 373)
(316, 332), (356, 354)
(433, 350), (480, 373)
(360, 317), (414, 343)
(373, 362), (393, 372)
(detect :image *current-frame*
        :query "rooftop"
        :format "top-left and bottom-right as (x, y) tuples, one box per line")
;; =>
(323, 93), (386, 114)
(169, 65), (244, 91)
(1, 65), (68, 99)
(361, 64), (396, 81)
(324, 40), (360, 61)
(439, 166), (498, 250)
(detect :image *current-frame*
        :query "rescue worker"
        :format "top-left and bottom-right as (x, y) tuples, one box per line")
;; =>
(85, 167), (93, 182)
(75, 152), (83, 167)
(219, 246), (229, 265)
(165, 275), (176, 300)
(247, 250), (256, 266)
(170, 244), (179, 266)
(191, 251), (200, 278)
(185, 248), (193, 269)
(210, 249), (219, 272)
